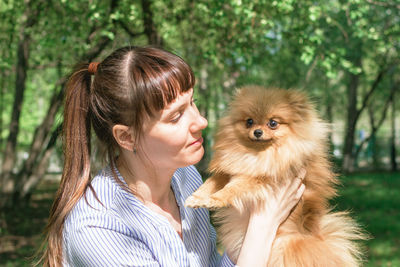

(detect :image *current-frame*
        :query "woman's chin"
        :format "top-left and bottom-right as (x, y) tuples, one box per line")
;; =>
(185, 147), (205, 166)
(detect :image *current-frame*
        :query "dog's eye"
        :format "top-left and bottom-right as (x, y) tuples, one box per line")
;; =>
(268, 119), (279, 129)
(246, 118), (254, 128)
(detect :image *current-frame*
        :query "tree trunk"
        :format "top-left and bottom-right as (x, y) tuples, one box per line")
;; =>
(342, 72), (359, 173)
(390, 85), (398, 172)
(13, 80), (65, 197)
(325, 90), (334, 153)
(0, 3), (17, 151)
(15, 28), (115, 200)
(368, 108), (379, 169)
(1, 39), (29, 190)
(354, 84), (395, 165)
(0, 67), (5, 150)
(141, 0), (164, 46)
(0, 0), (122, 207)
(342, 62), (387, 173)
(0, 0), (45, 205)
(20, 124), (62, 200)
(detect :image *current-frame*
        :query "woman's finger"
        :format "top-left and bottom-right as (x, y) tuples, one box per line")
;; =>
(289, 169), (306, 193)
(286, 175), (303, 194)
(295, 183), (306, 200)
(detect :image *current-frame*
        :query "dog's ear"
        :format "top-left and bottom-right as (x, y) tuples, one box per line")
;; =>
(283, 90), (317, 124)
(233, 85), (266, 100)
(287, 90), (313, 114)
(233, 87), (243, 98)
(287, 90), (307, 106)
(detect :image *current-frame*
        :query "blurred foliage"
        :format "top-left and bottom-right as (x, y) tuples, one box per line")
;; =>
(0, 0), (399, 264)
(0, 0), (398, 193)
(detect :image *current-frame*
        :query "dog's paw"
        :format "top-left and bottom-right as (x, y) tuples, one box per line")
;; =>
(185, 195), (229, 209)
(186, 196), (230, 210)
(207, 196), (229, 209)
(185, 195), (209, 209)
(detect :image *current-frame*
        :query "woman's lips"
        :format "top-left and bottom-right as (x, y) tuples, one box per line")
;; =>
(189, 137), (203, 146)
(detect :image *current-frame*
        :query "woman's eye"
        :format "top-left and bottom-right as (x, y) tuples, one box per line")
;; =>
(246, 118), (253, 128)
(190, 98), (197, 106)
(171, 113), (182, 123)
(268, 119), (279, 129)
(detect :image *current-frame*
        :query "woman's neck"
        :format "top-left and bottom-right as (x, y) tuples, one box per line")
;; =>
(116, 153), (183, 239)
(116, 153), (176, 207)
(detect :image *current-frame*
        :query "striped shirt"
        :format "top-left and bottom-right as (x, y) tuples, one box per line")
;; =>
(63, 165), (235, 266)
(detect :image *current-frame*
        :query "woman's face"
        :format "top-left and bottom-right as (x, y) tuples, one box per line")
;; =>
(138, 89), (208, 171)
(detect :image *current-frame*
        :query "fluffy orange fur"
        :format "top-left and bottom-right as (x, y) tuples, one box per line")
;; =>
(186, 86), (365, 266)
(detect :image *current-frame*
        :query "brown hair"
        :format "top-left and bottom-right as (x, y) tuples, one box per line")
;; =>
(39, 46), (195, 266)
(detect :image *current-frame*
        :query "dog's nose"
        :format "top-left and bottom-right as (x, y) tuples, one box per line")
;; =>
(254, 129), (263, 138)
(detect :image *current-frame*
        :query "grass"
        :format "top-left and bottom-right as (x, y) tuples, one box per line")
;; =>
(0, 172), (399, 266)
(332, 172), (400, 267)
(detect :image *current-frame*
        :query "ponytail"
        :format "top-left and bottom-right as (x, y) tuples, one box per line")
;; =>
(39, 64), (93, 266)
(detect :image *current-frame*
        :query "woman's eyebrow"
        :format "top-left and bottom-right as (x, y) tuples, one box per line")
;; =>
(162, 102), (187, 120)
(164, 103), (186, 118)
(163, 91), (194, 118)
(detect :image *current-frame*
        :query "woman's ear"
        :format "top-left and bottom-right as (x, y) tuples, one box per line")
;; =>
(112, 124), (135, 152)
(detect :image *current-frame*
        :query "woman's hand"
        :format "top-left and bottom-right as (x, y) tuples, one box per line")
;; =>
(251, 169), (306, 226)
(236, 170), (306, 266)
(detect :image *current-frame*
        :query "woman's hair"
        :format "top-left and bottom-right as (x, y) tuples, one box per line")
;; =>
(39, 46), (195, 266)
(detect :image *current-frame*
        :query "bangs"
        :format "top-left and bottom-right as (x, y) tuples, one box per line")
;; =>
(151, 60), (195, 108)
(128, 48), (195, 117)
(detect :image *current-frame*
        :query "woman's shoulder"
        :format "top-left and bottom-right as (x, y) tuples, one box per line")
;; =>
(85, 167), (121, 208)
(64, 167), (125, 228)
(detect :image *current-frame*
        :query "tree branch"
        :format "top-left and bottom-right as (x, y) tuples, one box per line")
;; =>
(366, 0), (400, 9)
(12, 0), (122, 202)
(118, 20), (144, 38)
(355, 65), (387, 122)
(354, 81), (398, 158)
(0, 0), (47, 198)
(141, 0), (164, 46)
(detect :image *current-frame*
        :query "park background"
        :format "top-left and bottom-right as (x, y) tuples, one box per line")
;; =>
(0, 0), (399, 266)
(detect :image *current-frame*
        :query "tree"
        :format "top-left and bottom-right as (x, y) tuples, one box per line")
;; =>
(390, 80), (398, 171)
(0, 0), (46, 205)
(0, 0), (170, 206)
(284, 0), (400, 172)
(1, 0), (399, 208)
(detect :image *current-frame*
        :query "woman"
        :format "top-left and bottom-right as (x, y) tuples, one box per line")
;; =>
(40, 46), (305, 266)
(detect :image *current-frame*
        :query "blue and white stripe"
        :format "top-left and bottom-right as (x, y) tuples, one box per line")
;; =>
(63, 165), (234, 266)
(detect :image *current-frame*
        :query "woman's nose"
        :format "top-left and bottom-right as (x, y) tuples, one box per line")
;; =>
(190, 110), (208, 132)
(198, 114), (208, 130)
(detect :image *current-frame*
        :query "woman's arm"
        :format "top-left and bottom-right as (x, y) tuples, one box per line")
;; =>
(236, 171), (306, 266)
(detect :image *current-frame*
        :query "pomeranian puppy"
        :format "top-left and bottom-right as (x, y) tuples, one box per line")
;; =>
(186, 86), (364, 266)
